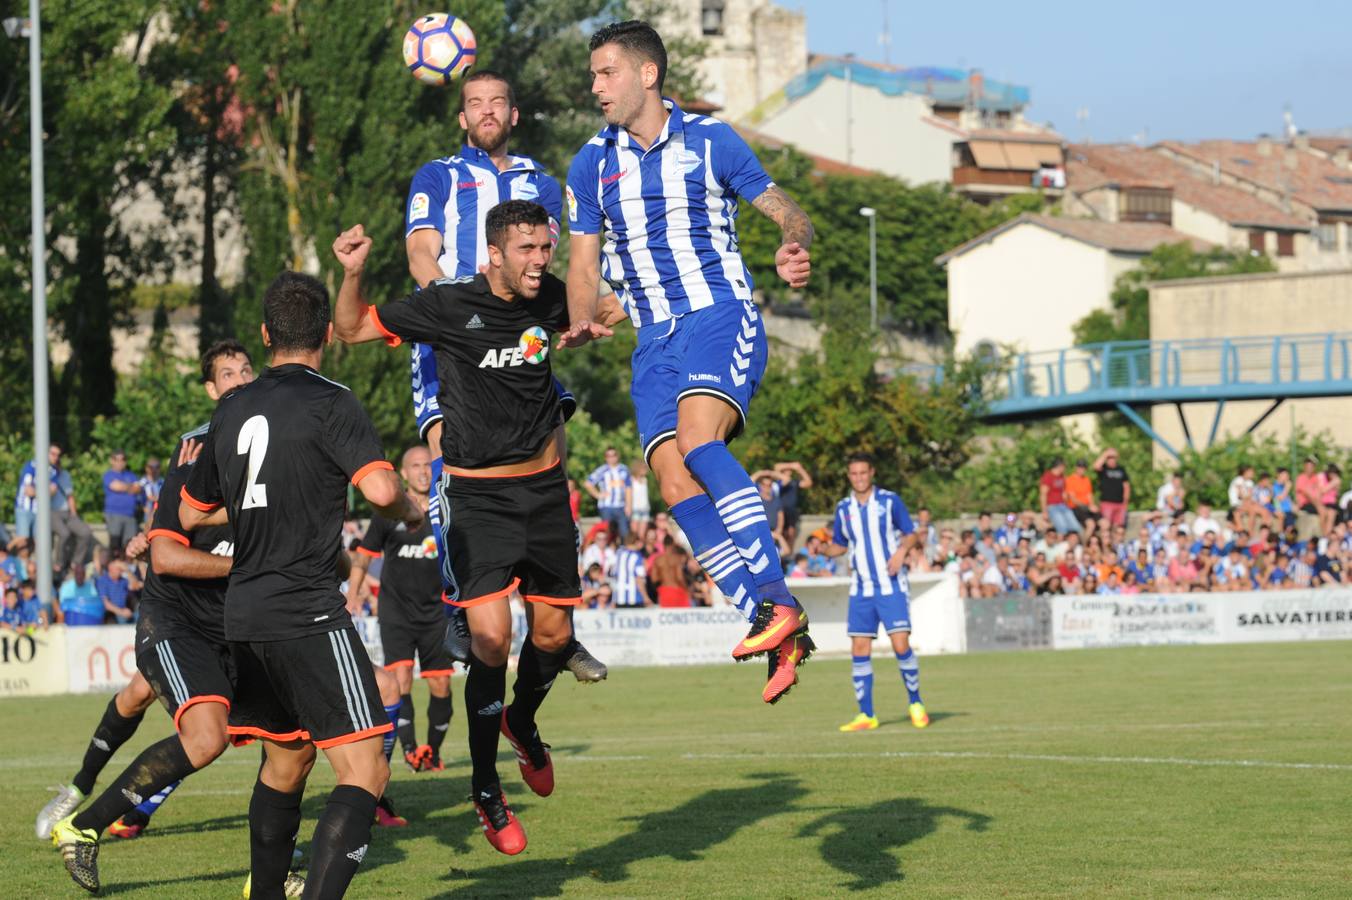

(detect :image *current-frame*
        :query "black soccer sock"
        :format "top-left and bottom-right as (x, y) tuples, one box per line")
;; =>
(396, 693), (417, 754)
(426, 693), (453, 757)
(72, 698), (145, 795)
(303, 785), (378, 900)
(508, 638), (570, 734)
(465, 653), (507, 794)
(72, 735), (196, 834)
(248, 780), (303, 897)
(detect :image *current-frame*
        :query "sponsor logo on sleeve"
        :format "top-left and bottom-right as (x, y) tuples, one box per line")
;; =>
(409, 192), (430, 221)
(565, 185), (577, 222)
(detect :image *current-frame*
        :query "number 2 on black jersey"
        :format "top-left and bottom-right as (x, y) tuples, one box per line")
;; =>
(238, 414), (269, 509)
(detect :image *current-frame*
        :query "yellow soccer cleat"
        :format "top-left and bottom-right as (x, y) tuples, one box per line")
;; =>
(51, 815), (100, 894)
(838, 713), (880, 732)
(909, 702), (930, 729)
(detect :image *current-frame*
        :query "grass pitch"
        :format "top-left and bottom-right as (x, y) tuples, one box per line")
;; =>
(4, 642), (1352, 898)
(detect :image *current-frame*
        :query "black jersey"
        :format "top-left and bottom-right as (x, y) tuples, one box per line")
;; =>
(371, 273), (569, 468)
(183, 363), (392, 642)
(357, 513), (440, 626)
(141, 423), (233, 644)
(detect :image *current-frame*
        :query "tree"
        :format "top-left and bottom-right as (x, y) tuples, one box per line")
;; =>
(1072, 242), (1277, 345)
(0, 0), (178, 446)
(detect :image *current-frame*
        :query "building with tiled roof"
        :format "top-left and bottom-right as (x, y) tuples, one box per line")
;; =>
(936, 214), (1209, 357)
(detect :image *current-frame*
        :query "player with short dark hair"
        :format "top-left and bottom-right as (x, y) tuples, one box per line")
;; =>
(820, 454), (928, 732)
(349, 445), (455, 772)
(332, 199), (627, 856)
(180, 271), (420, 899)
(47, 343), (258, 893)
(403, 69), (607, 683)
(563, 20), (817, 702)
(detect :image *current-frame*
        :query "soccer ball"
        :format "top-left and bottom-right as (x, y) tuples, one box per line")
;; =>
(402, 13), (476, 86)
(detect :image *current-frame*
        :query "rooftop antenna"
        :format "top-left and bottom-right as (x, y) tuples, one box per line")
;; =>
(879, 0), (891, 65)
(1075, 106), (1090, 143)
(1282, 104), (1297, 141)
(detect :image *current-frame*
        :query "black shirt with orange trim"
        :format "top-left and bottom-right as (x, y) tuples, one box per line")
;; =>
(369, 273), (569, 469)
(140, 423), (233, 645)
(357, 514), (440, 627)
(183, 363), (391, 642)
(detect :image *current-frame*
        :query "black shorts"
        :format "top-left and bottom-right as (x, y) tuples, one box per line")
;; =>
(436, 461), (582, 608)
(380, 616), (454, 677)
(227, 625), (391, 749)
(137, 628), (235, 731)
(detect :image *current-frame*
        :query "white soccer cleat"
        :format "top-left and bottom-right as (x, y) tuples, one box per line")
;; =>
(36, 784), (86, 840)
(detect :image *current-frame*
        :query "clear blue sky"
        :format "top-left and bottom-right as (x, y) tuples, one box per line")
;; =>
(793, 0), (1352, 143)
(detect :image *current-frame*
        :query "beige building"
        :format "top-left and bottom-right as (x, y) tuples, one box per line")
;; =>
(938, 214), (1206, 357)
(657, 0), (807, 121)
(1148, 268), (1352, 461)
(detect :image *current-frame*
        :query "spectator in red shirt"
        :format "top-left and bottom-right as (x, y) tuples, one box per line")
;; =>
(1039, 458), (1081, 536)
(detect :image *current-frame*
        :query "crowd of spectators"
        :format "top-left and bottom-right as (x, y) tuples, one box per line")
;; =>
(936, 451), (1352, 598)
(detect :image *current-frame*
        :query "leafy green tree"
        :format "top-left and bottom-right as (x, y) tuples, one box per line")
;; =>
(1072, 242), (1277, 345)
(0, 0), (178, 446)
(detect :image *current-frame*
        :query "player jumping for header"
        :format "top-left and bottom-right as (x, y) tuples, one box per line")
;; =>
(333, 200), (626, 855)
(560, 20), (817, 702)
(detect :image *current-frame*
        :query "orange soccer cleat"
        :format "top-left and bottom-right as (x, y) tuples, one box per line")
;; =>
(762, 632), (815, 704)
(732, 600), (809, 661)
(500, 708), (554, 798)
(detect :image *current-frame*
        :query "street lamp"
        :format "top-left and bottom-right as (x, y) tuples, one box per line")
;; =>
(859, 207), (877, 331)
(8, 4), (53, 605)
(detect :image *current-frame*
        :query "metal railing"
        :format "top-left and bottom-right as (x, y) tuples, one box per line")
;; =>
(991, 333), (1352, 417)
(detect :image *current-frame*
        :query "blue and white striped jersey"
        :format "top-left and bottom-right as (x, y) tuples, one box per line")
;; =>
(611, 547), (647, 607)
(566, 99), (774, 328)
(587, 463), (631, 510)
(832, 488), (915, 598)
(405, 144), (563, 277)
(15, 460), (37, 513)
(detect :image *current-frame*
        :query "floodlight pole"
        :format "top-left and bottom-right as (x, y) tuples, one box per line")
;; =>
(16, 2), (53, 604)
(859, 207), (878, 331)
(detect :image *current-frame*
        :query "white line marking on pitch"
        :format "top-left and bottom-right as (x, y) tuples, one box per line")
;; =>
(557, 750), (1352, 772)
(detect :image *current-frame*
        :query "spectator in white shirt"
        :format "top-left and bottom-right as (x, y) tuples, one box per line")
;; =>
(1156, 473), (1186, 516)
(1191, 503), (1222, 537)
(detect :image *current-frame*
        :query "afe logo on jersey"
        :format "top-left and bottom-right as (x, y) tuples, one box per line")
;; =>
(210, 540), (234, 557)
(397, 536), (437, 560)
(478, 326), (549, 369)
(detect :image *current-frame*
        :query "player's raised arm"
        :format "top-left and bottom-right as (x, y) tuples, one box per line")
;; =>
(355, 467), (422, 529)
(751, 185), (814, 289)
(560, 231), (613, 348)
(332, 225), (388, 344)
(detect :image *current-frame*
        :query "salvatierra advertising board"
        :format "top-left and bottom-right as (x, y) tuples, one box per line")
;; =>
(1052, 595), (1220, 649)
(1220, 589), (1352, 643)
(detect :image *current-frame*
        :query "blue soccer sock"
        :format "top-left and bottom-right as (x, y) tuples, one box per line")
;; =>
(683, 441), (794, 606)
(897, 648), (922, 705)
(670, 494), (758, 621)
(133, 778), (180, 820)
(852, 655), (875, 718)
(381, 701), (402, 761)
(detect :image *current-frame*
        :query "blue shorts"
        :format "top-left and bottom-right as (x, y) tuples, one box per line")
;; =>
(847, 592), (912, 637)
(412, 344), (575, 441)
(14, 508), (36, 539)
(631, 300), (768, 464)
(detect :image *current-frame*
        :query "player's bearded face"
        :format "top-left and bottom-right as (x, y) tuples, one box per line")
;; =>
(498, 224), (552, 299)
(460, 81), (514, 154)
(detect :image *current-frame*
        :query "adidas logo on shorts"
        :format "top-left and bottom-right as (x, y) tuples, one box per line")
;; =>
(347, 844), (368, 863)
(466, 314), (484, 329)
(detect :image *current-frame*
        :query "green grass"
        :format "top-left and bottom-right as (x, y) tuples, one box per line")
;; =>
(6, 642), (1352, 897)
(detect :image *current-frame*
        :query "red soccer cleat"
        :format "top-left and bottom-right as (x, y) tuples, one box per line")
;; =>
(107, 817), (144, 840)
(500, 708), (554, 797)
(374, 795), (408, 827)
(732, 600), (809, 661)
(404, 746), (429, 773)
(762, 632), (815, 704)
(472, 787), (527, 856)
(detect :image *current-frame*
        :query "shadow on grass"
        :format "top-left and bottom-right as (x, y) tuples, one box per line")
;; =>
(799, 797), (991, 891)
(135, 812), (250, 838)
(99, 865), (249, 896)
(433, 771), (808, 897)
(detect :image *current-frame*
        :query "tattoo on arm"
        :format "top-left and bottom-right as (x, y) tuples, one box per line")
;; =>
(752, 186), (814, 248)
